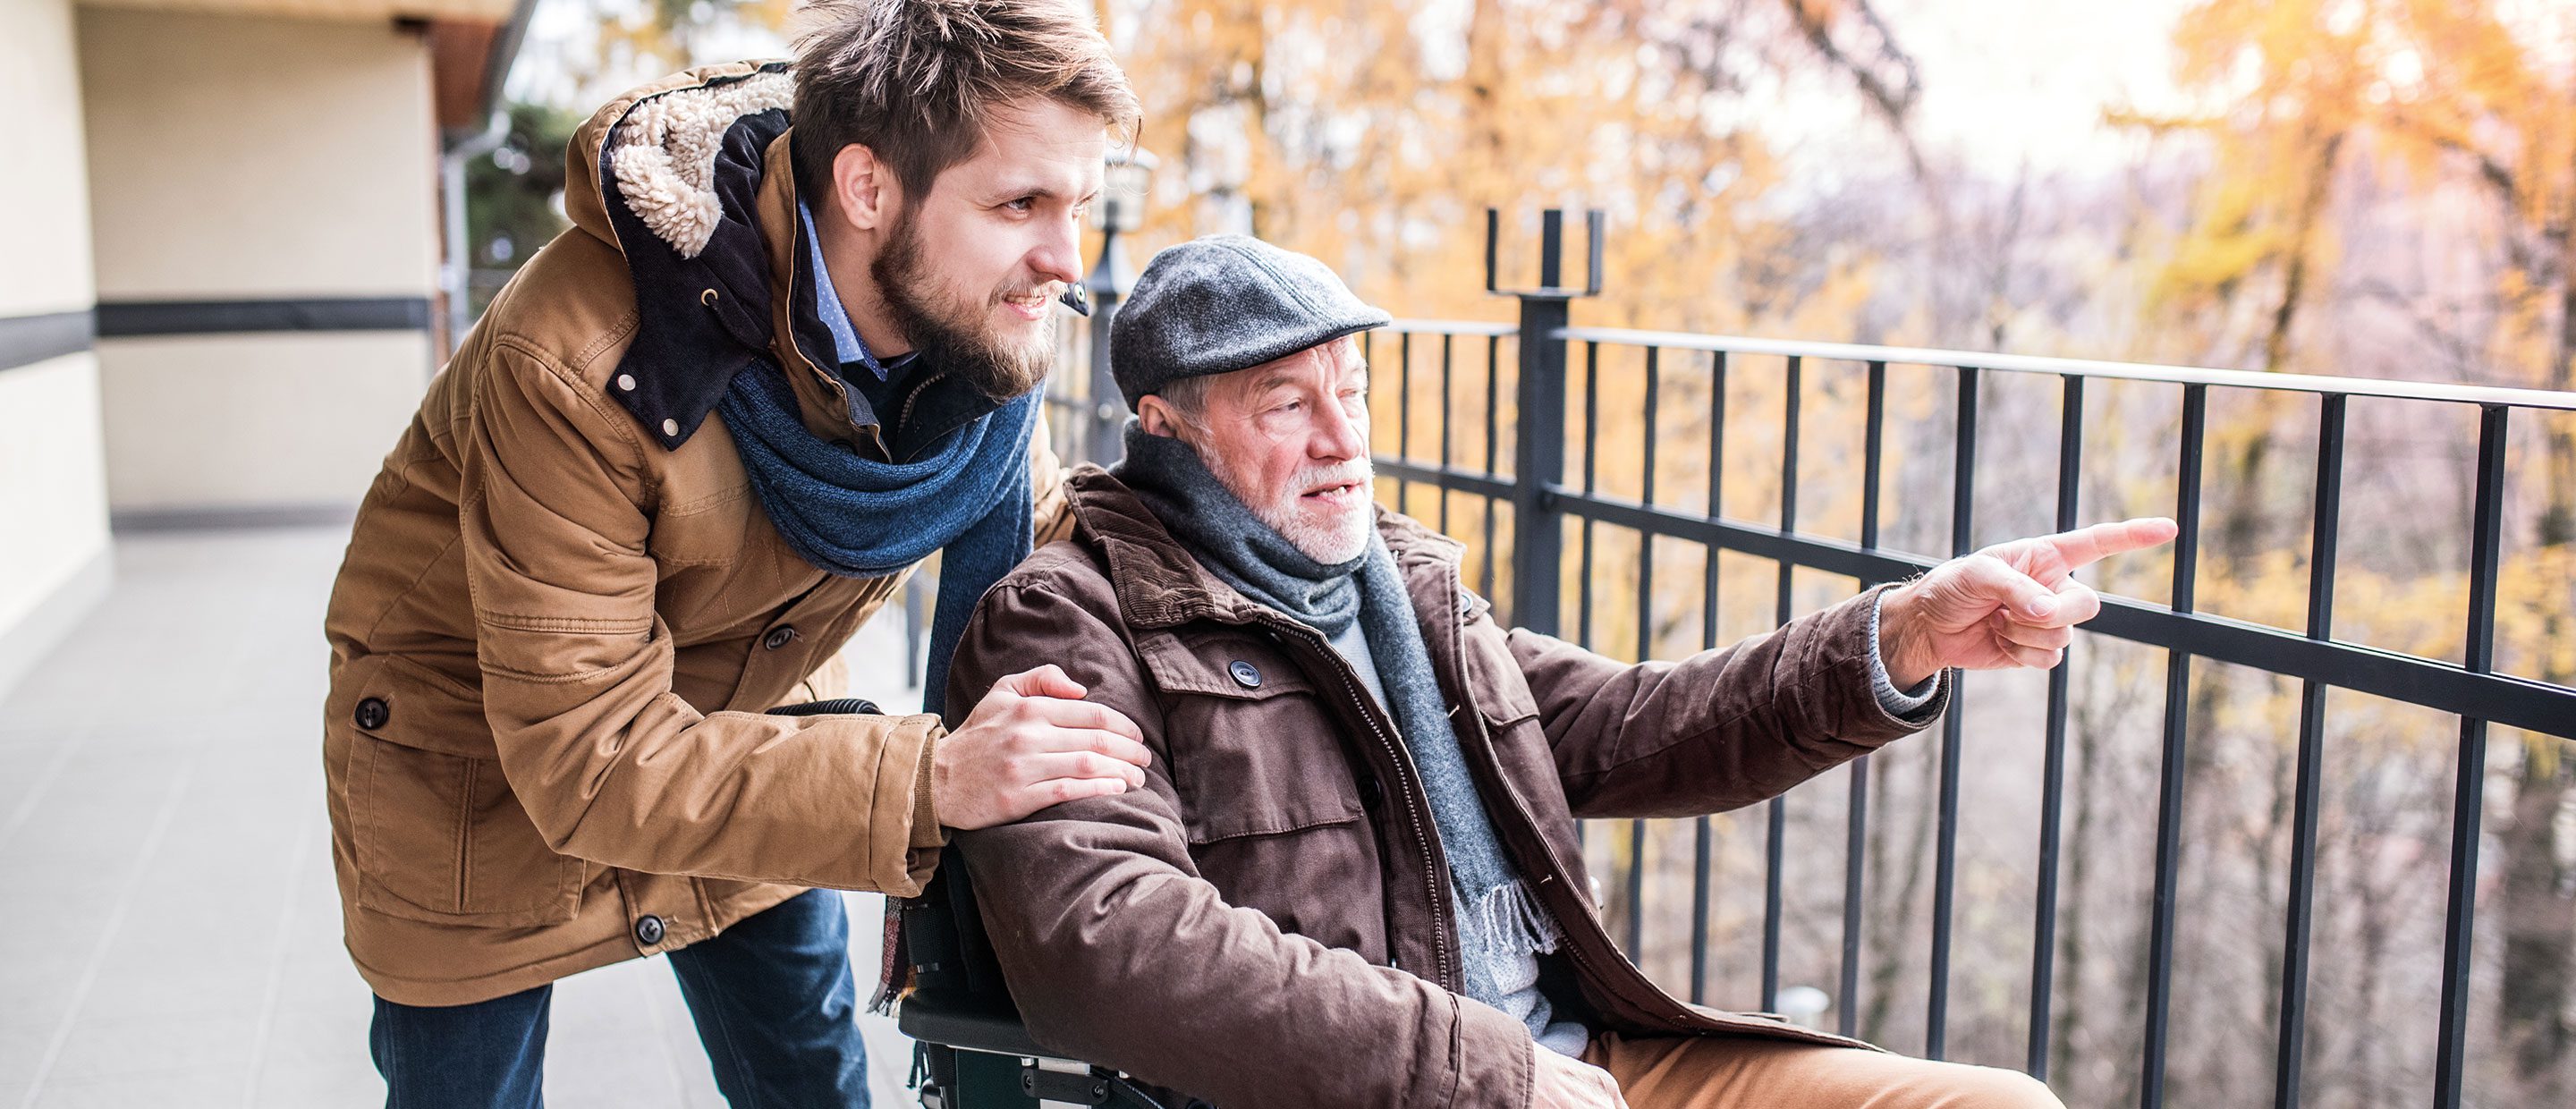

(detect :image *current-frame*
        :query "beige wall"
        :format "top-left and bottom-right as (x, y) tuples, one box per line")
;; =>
(79, 7), (438, 512)
(1, 0), (114, 698)
(98, 333), (430, 510)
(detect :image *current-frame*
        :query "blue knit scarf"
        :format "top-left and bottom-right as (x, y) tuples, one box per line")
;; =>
(716, 359), (1038, 715)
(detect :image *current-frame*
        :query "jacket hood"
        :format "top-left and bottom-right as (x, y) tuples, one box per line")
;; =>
(563, 61), (831, 451)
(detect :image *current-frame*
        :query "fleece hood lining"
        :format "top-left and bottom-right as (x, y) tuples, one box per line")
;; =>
(606, 66), (796, 259)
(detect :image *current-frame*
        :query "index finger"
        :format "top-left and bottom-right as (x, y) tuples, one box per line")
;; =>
(2044, 517), (2179, 570)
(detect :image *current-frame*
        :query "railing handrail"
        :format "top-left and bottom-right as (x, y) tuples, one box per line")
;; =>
(1377, 317), (1520, 336)
(1552, 324), (2576, 411)
(1389, 316), (2576, 408)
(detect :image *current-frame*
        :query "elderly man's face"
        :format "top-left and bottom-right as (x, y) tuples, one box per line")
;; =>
(1140, 338), (1375, 563)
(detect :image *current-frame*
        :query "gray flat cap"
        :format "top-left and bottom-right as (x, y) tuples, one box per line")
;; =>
(1109, 234), (1391, 411)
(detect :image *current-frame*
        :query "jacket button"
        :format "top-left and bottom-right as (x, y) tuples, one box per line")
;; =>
(763, 626), (797, 650)
(1227, 660), (1261, 689)
(353, 697), (390, 731)
(634, 915), (665, 945)
(1356, 774), (1384, 809)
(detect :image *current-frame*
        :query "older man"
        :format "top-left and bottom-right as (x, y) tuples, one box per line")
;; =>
(939, 236), (2173, 1108)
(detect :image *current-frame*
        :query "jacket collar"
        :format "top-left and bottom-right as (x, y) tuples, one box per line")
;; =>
(572, 61), (1005, 460)
(1063, 466), (1472, 632)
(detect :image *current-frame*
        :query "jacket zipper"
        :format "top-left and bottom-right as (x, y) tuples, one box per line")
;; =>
(1430, 561), (1677, 1017)
(1260, 614), (1455, 992)
(893, 368), (949, 440)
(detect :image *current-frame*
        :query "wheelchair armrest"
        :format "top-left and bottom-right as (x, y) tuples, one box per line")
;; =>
(898, 988), (1052, 1059)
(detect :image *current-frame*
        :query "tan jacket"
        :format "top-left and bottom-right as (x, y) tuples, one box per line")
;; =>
(943, 470), (1949, 1107)
(321, 62), (1069, 1006)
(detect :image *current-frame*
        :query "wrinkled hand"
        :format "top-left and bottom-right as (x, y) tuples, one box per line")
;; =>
(1531, 1043), (1629, 1109)
(1879, 518), (2180, 689)
(935, 665), (1152, 830)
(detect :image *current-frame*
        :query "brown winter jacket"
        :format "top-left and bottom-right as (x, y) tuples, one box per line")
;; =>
(941, 469), (1952, 1107)
(320, 61), (1070, 1006)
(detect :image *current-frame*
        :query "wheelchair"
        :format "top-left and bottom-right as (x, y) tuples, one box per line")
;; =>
(894, 846), (1202, 1109)
(768, 701), (1199, 1106)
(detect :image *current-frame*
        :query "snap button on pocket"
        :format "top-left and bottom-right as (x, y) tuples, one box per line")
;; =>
(634, 915), (665, 945)
(353, 697), (390, 731)
(1356, 774), (1384, 809)
(763, 626), (797, 650)
(1227, 660), (1262, 689)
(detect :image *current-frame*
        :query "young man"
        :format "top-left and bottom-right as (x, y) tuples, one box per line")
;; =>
(319, 2), (1152, 1104)
(940, 236), (2178, 1107)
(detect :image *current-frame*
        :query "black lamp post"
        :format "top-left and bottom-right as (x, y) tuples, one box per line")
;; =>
(1080, 147), (1156, 464)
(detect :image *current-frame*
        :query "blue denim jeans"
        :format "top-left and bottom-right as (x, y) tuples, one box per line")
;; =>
(369, 888), (870, 1108)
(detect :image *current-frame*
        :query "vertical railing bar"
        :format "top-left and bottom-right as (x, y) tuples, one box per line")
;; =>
(1705, 351), (1728, 645)
(1860, 361), (1886, 547)
(2141, 382), (2207, 1109)
(1440, 333), (1455, 535)
(1837, 755), (1868, 1040)
(1690, 814), (1713, 1005)
(1624, 818), (1648, 954)
(1643, 347), (1662, 510)
(1483, 334), (1501, 601)
(1640, 347), (1661, 643)
(1580, 342), (1600, 650)
(2029, 372), (2084, 1079)
(2273, 393), (2344, 1109)
(1573, 339), (1600, 850)
(2432, 403), (2510, 1109)
(1695, 350), (1724, 1012)
(1928, 365), (1979, 1060)
(1626, 347), (1659, 962)
(1842, 359), (1887, 1041)
(1763, 354), (1803, 1014)
(1398, 331), (1414, 518)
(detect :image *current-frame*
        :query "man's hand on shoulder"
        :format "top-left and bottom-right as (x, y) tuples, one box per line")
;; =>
(936, 665), (1153, 830)
(1877, 517), (2180, 689)
(1531, 1043), (1629, 1109)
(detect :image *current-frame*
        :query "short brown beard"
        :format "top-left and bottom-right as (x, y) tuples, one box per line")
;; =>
(870, 208), (1055, 401)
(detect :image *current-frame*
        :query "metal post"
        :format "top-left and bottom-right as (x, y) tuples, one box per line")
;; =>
(1507, 302), (1569, 631)
(1499, 208), (1597, 635)
(1082, 228), (1132, 467)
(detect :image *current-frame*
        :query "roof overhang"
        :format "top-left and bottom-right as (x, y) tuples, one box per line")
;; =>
(78, 0), (517, 20)
(77, 0), (542, 141)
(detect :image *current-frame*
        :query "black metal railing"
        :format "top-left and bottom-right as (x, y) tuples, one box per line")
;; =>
(1017, 208), (2576, 1108)
(1359, 211), (2576, 1109)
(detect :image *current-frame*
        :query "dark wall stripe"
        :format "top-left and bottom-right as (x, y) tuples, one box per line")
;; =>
(0, 310), (97, 374)
(95, 297), (432, 337)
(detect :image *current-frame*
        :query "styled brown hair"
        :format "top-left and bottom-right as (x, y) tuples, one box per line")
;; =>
(792, 0), (1140, 203)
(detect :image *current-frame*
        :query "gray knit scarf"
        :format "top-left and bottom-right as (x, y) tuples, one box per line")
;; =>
(1113, 424), (1583, 1053)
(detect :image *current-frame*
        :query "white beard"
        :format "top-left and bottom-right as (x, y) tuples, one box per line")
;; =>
(1206, 451), (1377, 564)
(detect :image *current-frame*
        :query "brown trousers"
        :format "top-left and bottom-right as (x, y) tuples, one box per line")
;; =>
(1585, 1033), (2066, 1108)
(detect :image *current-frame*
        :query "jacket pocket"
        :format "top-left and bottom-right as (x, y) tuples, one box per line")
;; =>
(334, 653), (583, 927)
(1140, 630), (1387, 957)
(1139, 631), (1360, 841)
(349, 735), (585, 927)
(1461, 619), (1542, 727)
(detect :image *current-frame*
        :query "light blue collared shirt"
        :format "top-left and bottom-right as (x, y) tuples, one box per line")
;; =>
(799, 199), (906, 382)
